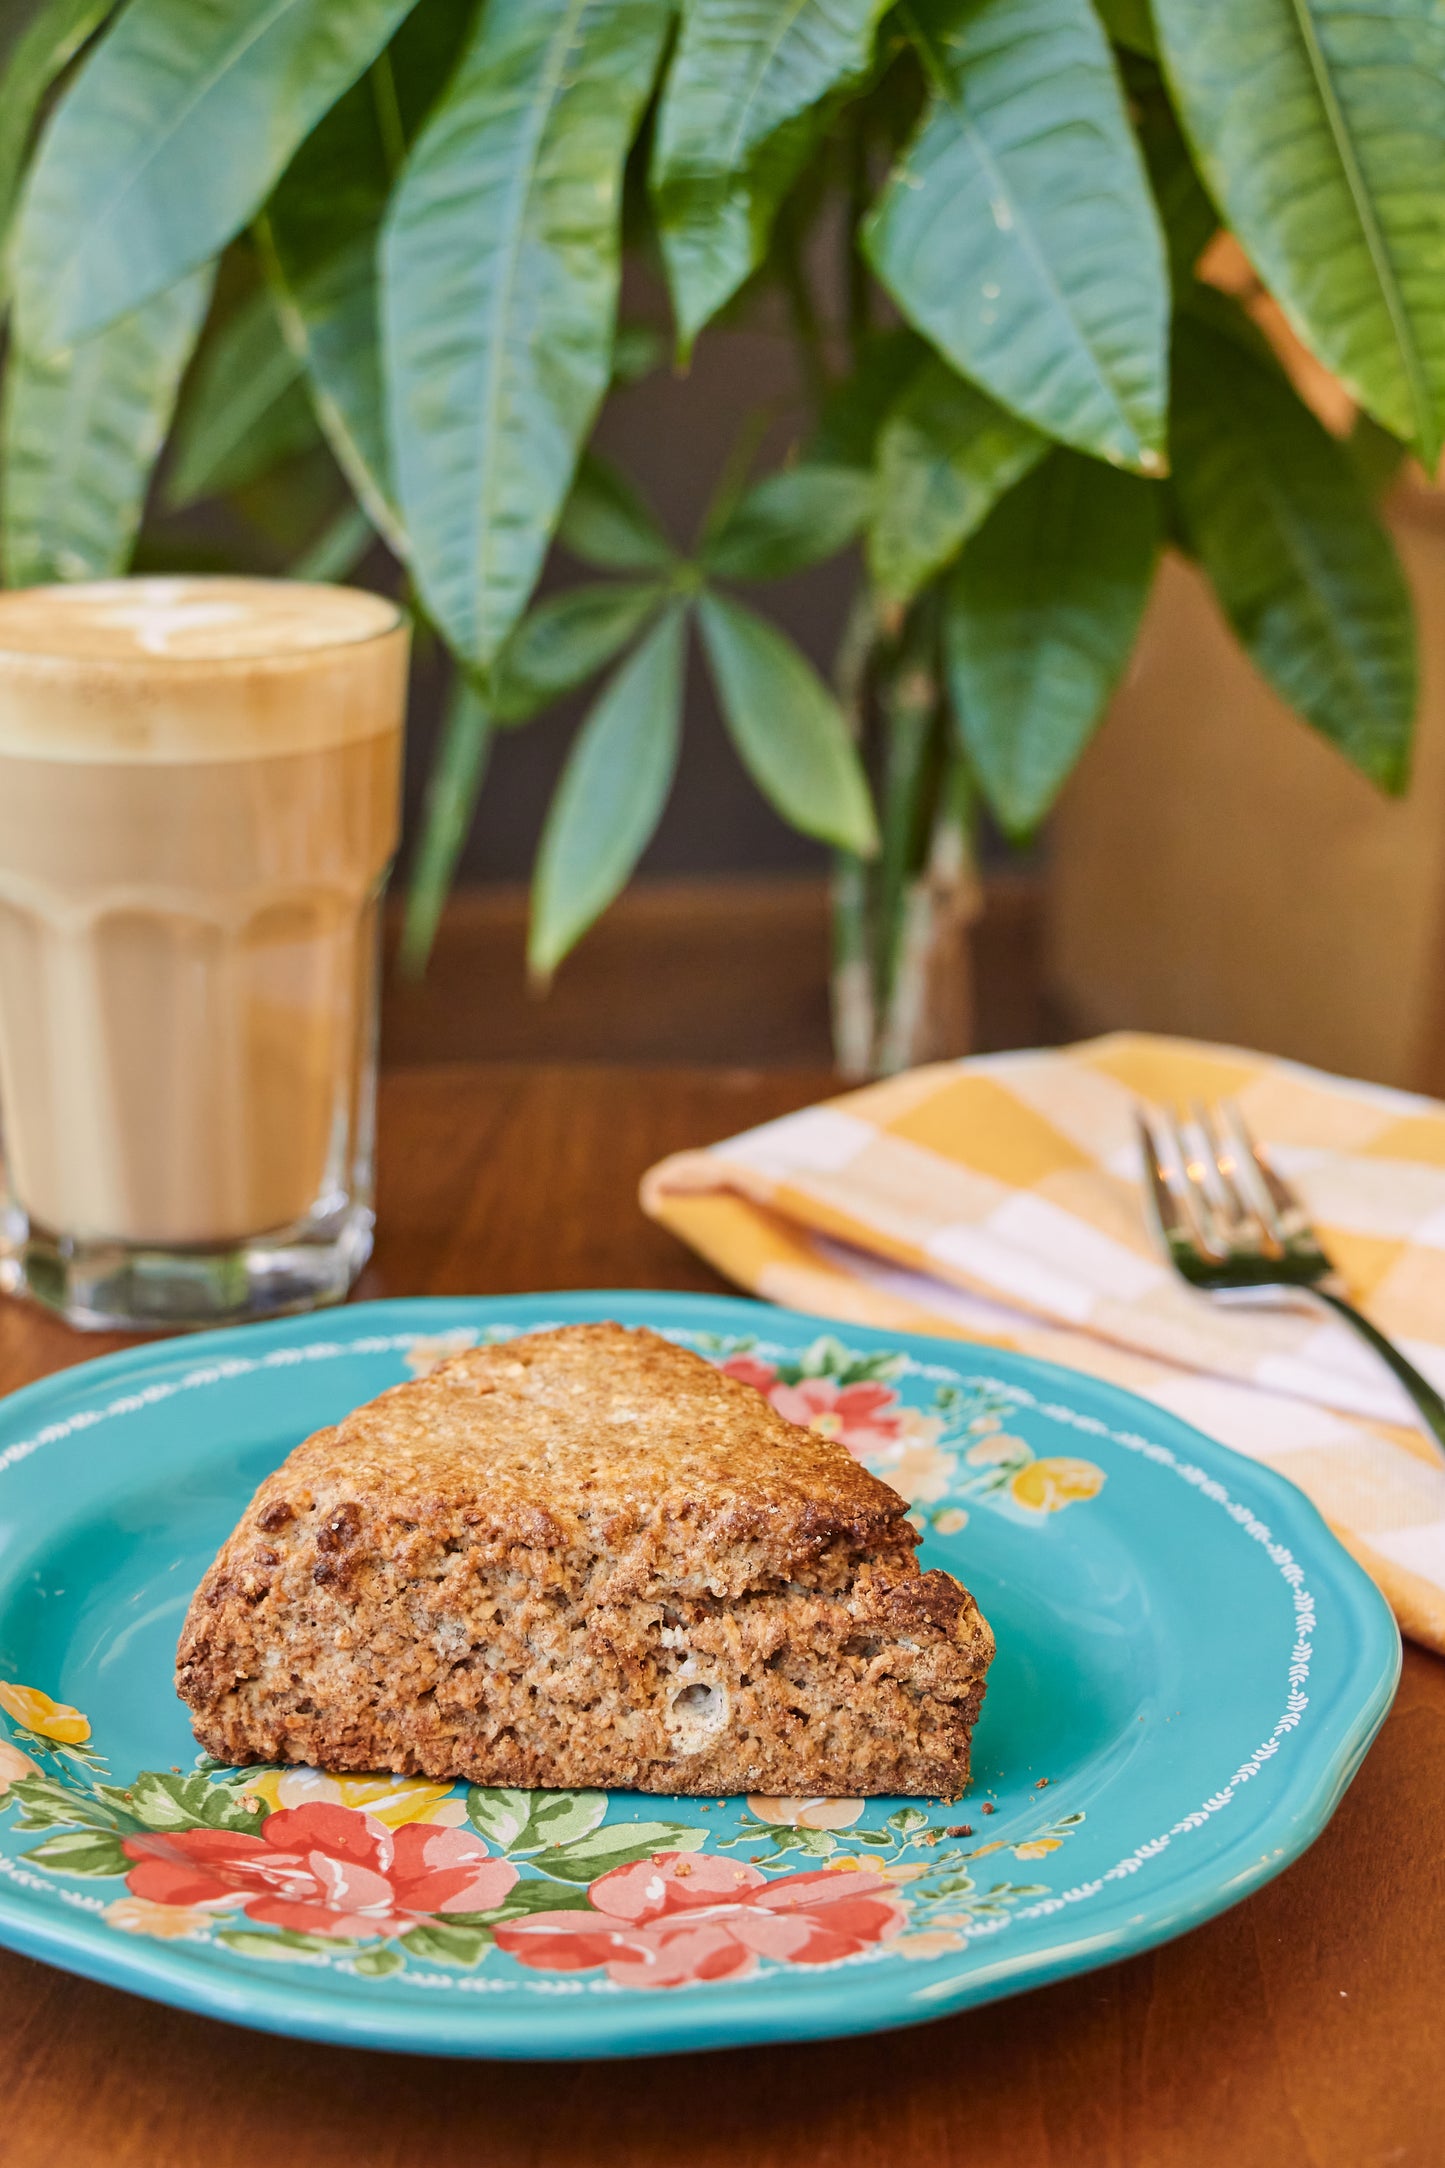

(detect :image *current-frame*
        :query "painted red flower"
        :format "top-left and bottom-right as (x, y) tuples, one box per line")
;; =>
(121, 1801), (517, 1941)
(494, 1851), (906, 1989)
(720, 1355), (779, 1394)
(767, 1376), (906, 1458)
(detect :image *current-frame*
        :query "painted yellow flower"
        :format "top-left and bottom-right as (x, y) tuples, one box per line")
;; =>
(968, 1414), (1004, 1434)
(883, 1441), (956, 1507)
(240, 1766), (467, 1827)
(1009, 1457), (1106, 1513)
(965, 1433), (1027, 1468)
(746, 1795), (864, 1830)
(0, 1740), (37, 1793)
(879, 1861), (931, 1883)
(933, 1507), (968, 1536)
(898, 1930), (966, 1960)
(1013, 1838), (1063, 1860)
(0, 1683), (89, 1744)
(968, 1839), (1007, 1857)
(105, 1896), (214, 1940)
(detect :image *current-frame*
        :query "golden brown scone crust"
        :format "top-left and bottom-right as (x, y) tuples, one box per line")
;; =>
(177, 1324), (994, 1796)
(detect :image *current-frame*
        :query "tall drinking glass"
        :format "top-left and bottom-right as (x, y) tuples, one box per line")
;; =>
(0, 577), (408, 1329)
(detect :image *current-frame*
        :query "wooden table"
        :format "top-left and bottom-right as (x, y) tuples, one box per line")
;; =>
(0, 1063), (1439, 2168)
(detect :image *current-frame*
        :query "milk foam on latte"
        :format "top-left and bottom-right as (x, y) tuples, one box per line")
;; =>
(0, 578), (407, 1246)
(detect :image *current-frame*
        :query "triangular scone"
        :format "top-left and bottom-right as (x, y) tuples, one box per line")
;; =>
(177, 1324), (995, 1797)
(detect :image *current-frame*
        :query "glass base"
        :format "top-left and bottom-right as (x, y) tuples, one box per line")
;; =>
(4, 1200), (374, 1332)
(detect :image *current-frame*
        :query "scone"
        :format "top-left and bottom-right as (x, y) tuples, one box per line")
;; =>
(176, 1323), (995, 1796)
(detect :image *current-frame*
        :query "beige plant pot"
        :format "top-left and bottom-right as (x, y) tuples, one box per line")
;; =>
(1046, 486), (1445, 1093)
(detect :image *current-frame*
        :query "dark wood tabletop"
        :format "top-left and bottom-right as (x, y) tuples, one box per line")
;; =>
(0, 1061), (1439, 2168)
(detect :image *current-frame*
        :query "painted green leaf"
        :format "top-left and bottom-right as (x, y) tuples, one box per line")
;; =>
(559, 454), (676, 574)
(869, 357), (1047, 604)
(703, 465), (872, 580)
(10, 1775), (131, 1833)
(513, 1791), (610, 1852)
(1170, 302), (1416, 789)
(529, 607), (688, 977)
(399, 1920), (492, 1965)
(651, 0), (890, 352)
(12, 0), (421, 352)
(351, 1943), (406, 1976)
(697, 590), (879, 854)
(944, 449), (1160, 836)
(24, 1828), (131, 1877)
(533, 1815), (709, 1882)
(1153, 0), (1445, 468)
(864, 0), (1169, 471)
(1, 263), (213, 586)
(465, 1787), (534, 1850)
(165, 287), (317, 508)
(0, 0), (114, 264)
(101, 1768), (268, 1836)
(491, 582), (665, 721)
(216, 1928), (335, 1961)
(445, 1880), (595, 1927)
(401, 676), (494, 977)
(382, 0), (673, 668)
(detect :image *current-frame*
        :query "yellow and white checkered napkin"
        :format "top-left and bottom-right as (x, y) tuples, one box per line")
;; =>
(642, 1033), (1445, 1653)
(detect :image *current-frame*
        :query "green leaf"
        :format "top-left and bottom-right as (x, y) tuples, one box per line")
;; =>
(887, 1805), (931, 1834)
(529, 606), (688, 977)
(1170, 302), (1416, 790)
(1, 263), (213, 586)
(869, 358), (1047, 604)
(401, 675), (494, 976)
(382, 0), (674, 668)
(12, 0), (422, 353)
(697, 590), (879, 854)
(651, 0), (890, 353)
(9, 1775), (131, 1833)
(24, 1828), (130, 1877)
(492, 581), (667, 722)
(558, 453), (676, 574)
(703, 465), (872, 580)
(1095, 0), (1155, 55)
(944, 449), (1160, 836)
(351, 1943), (406, 1977)
(809, 327), (927, 469)
(101, 1769), (267, 1836)
(444, 1880), (595, 1927)
(864, 0), (1169, 472)
(512, 1791), (610, 1853)
(1153, 0), (1445, 468)
(1132, 74), (1217, 290)
(0, 0), (114, 265)
(216, 1927), (335, 1961)
(291, 500), (375, 582)
(399, 1920), (493, 1965)
(464, 1787), (533, 1850)
(165, 287), (317, 509)
(534, 1817), (709, 1883)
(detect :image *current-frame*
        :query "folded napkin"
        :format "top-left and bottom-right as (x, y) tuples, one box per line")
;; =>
(642, 1033), (1445, 1654)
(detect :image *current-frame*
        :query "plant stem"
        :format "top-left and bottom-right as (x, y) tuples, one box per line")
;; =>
(873, 600), (940, 1027)
(844, 115), (873, 365)
(830, 585), (882, 1077)
(776, 201), (830, 413)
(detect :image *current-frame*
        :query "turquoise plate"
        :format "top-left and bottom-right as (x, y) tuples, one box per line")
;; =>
(0, 1292), (1398, 2058)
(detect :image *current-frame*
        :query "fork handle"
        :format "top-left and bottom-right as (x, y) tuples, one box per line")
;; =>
(1312, 1289), (1445, 1459)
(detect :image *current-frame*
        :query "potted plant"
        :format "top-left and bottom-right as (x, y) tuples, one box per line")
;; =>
(1, 0), (1438, 1074)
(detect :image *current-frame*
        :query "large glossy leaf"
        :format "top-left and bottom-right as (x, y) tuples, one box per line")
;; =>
(0, 0), (113, 264)
(529, 606), (688, 976)
(697, 589), (879, 852)
(1153, 0), (1445, 469)
(944, 449), (1159, 835)
(2, 263), (213, 586)
(1096, 0), (1155, 54)
(808, 326), (928, 468)
(870, 357), (1047, 604)
(490, 580), (666, 721)
(382, 0), (672, 669)
(261, 13), (466, 551)
(864, 0), (1169, 472)
(703, 464), (872, 579)
(165, 286), (317, 508)
(401, 675), (494, 976)
(12, 0), (420, 353)
(1170, 303), (1416, 789)
(651, 0), (889, 353)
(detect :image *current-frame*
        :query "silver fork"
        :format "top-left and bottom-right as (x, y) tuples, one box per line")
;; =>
(1137, 1098), (1445, 1463)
